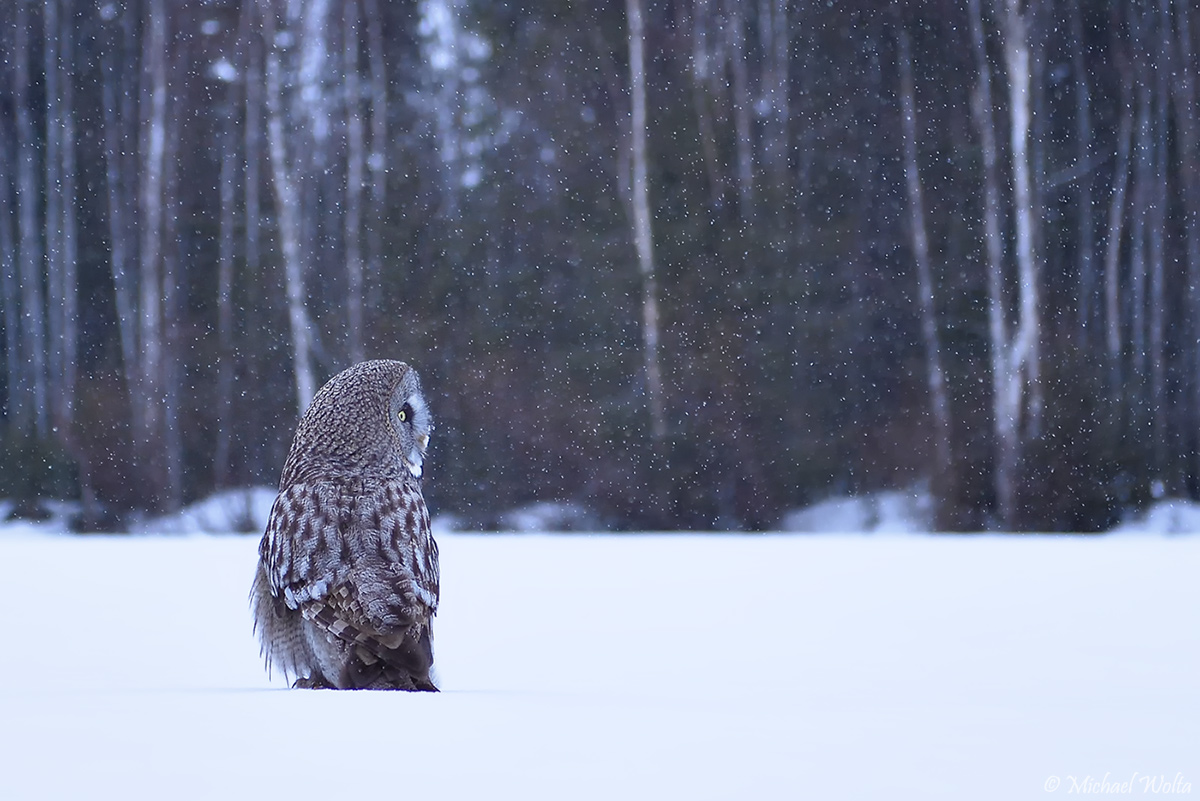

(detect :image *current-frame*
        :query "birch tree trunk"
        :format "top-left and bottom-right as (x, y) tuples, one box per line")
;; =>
(626, 0), (667, 442)
(214, 99), (238, 489)
(344, 0), (366, 364)
(138, 0), (169, 507)
(241, 0), (269, 479)
(44, 0), (64, 426)
(898, 29), (953, 520)
(261, 0), (317, 412)
(364, 0), (388, 335)
(1002, 0), (1042, 441)
(1104, 63), (1134, 381)
(969, 0), (1040, 528)
(242, 1), (263, 320)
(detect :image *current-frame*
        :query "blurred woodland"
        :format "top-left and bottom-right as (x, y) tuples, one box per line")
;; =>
(2, 0), (1198, 531)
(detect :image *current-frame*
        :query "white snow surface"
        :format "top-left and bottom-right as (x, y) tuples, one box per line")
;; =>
(1, 526), (1196, 800)
(1112, 498), (1200, 535)
(136, 487), (279, 535)
(780, 488), (934, 533)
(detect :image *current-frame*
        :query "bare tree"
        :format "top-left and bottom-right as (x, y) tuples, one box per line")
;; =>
(1148, 0), (1171, 482)
(162, 38), (186, 511)
(14, 0), (48, 438)
(44, 0), (79, 440)
(0, 81), (18, 428)
(213, 19), (242, 489)
(757, 0), (789, 189)
(1068, 0), (1095, 342)
(363, 0), (388, 339)
(1174, 0), (1200, 484)
(260, 0), (318, 412)
(1129, 81), (1150, 387)
(725, 0), (754, 224)
(44, 0), (64, 426)
(101, 1), (139, 402)
(136, 0), (172, 508)
(1001, 0), (1042, 439)
(897, 28), (953, 521)
(681, 0), (725, 214)
(345, 0), (366, 364)
(969, 0), (1044, 527)
(1104, 57), (1134, 382)
(626, 0), (667, 442)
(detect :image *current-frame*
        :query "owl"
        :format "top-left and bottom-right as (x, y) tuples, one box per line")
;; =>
(251, 360), (439, 690)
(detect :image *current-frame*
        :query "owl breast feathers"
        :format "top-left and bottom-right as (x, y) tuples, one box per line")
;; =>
(251, 360), (439, 690)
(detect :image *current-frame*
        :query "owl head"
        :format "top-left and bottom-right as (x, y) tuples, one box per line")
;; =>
(279, 360), (433, 486)
(389, 367), (432, 479)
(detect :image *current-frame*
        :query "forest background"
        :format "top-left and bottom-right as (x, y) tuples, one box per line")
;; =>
(2, 0), (1196, 532)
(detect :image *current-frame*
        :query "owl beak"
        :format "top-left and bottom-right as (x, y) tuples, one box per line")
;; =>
(406, 432), (428, 478)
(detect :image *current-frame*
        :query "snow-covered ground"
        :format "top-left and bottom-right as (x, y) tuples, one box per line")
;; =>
(1, 520), (1196, 800)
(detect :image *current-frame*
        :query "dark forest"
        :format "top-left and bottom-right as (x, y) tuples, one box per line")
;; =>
(1, 0), (1196, 532)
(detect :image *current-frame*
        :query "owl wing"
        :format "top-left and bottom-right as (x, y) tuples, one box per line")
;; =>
(260, 482), (353, 610)
(261, 480), (440, 689)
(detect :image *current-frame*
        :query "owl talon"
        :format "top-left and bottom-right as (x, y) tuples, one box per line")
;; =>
(293, 675), (335, 689)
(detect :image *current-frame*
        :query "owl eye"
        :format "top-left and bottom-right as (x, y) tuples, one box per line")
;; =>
(398, 403), (414, 423)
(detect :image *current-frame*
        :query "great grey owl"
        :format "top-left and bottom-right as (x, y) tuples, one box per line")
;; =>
(251, 360), (439, 690)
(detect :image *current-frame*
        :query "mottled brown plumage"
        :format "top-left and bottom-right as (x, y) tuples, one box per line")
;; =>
(251, 360), (439, 690)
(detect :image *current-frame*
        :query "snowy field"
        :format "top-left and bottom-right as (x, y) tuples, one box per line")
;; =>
(0, 502), (1197, 799)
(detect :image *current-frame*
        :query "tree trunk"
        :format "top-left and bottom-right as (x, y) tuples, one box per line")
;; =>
(261, 0), (318, 413)
(1149, 0), (1170, 485)
(162, 54), (185, 512)
(44, 0), (64, 427)
(684, 0), (726, 215)
(1174, 0), (1200, 489)
(1104, 62), (1134, 384)
(758, 0), (788, 181)
(1002, 0), (1042, 441)
(898, 29), (953, 523)
(102, 4), (139, 401)
(970, 0), (1045, 528)
(626, 0), (667, 442)
(1068, 0), (1095, 343)
(344, 0), (366, 364)
(726, 1), (754, 225)
(14, 0), (48, 438)
(59, 0), (78, 442)
(214, 99), (238, 489)
(138, 0), (169, 508)
(1129, 80), (1150, 391)
(968, 0), (1012, 526)
(364, 0), (388, 341)
(0, 100), (18, 430)
(44, 0), (79, 440)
